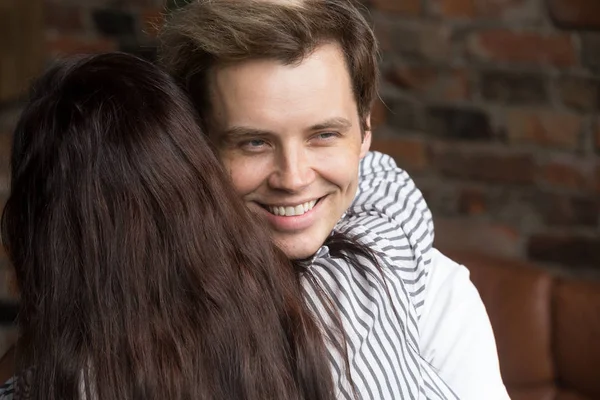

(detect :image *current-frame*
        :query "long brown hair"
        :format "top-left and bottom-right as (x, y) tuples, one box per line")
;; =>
(158, 0), (378, 133)
(1, 53), (334, 400)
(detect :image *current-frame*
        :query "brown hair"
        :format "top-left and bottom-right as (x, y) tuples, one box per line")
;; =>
(1, 53), (334, 400)
(158, 0), (379, 132)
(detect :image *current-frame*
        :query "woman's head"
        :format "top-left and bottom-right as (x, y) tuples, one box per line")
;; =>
(2, 53), (333, 400)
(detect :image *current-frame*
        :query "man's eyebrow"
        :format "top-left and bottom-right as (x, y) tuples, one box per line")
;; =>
(221, 126), (275, 139)
(220, 117), (352, 139)
(309, 117), (352, 131)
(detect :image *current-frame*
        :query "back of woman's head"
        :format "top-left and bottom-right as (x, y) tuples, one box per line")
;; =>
(2, 53), (333, 400)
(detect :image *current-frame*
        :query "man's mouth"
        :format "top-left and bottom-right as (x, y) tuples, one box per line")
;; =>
(260, 198), (322, 217)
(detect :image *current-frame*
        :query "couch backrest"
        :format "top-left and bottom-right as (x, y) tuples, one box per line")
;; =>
(446, 251), (600, 400)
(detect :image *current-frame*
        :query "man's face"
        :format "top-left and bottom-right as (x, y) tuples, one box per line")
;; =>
(208, 43), (371, 260)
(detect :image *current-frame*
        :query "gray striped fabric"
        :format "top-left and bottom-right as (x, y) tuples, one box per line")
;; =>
(302, 151), (458, 399)
(0, 378), (15, 399)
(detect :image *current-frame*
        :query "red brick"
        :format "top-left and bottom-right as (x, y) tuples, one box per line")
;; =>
(528, 234), (600, 269)
(434, 0), (537, 20)
(387, 23), (451, 62)
(538, 162), (589, 190)
(595, 164), (600, 193)
(383, 97), (424, 132)
(370, 137), (429, 171)
(141, 8), (165, 38)
(468, 29), (577, 67)
(371, 98), (387, 129)
(481, 70), (548, 105)
(373, 20), (392, 52)
(432, 0), (476, 18)
(432, 146), (535, 184)
(557, 76), (600, 111)
(458, 187), (486, 215)
(427, 106), (492, 140)
(388, 67), (437, 91)
(44, 2), (83, 32)
(375, 20), (451, 61)
(506, 110), (581, 150)
(548, 0), (600, 30)
(388, 66), (469, 101)
(582, 33), (600, 70)
(140, 0), (165, 6)
(371, 0), (421, 14)
(476, 0), (536, 19)
(435, 217), (521, 259)
(46, 35), (117, 57)
(538, 193), (599, 227)
(442, 69), (470, 101)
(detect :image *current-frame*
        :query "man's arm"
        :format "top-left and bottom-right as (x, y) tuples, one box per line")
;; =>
(349, 151), (435, 316)
(350, 152), (509, 398)
(419, 249), (510, 400)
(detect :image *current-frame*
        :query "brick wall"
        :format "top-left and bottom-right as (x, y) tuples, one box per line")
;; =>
(366, 0), (600, 274)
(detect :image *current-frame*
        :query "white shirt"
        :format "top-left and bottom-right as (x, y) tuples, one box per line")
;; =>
(420, 250), (509, 399)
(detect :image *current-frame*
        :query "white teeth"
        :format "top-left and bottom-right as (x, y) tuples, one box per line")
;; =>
(267, 199), (318, 216)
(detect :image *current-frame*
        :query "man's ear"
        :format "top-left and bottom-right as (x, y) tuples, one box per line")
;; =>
(360, 114), (372, 159)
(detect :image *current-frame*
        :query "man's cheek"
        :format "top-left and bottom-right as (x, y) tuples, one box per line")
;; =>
(227, 164), (253, 194)
(218, 154), (238, 180)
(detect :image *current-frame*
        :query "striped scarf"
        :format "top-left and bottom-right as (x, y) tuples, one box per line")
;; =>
(302, 151), (458, 399)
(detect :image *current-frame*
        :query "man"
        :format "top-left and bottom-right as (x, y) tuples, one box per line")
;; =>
(158, 0), (510, 399)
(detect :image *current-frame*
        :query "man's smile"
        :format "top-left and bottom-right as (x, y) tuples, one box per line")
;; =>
(259, 197), (322, 216)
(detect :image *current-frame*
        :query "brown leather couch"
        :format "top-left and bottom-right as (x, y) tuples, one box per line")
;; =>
(447, 251), (600, 400)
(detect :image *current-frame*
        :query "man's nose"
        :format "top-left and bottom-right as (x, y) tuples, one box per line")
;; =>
(268, 147), (315, 193)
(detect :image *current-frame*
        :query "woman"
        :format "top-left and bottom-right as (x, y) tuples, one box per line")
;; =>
(0, 53), (334, 399)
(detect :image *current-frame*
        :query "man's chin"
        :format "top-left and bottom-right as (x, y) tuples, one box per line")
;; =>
(274, 236), (324, 261)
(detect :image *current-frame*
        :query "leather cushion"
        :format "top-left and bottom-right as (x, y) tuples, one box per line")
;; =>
(445, 251), (555, 386)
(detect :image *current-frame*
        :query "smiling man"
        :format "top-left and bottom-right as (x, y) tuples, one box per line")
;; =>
(158, 0), (510, 398)
(209, 43), (370, 259)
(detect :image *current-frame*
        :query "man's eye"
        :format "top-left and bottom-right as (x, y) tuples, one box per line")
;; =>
(315, 132), (339, 140)
(240, 138), (268, 151)
(247, 139), (266, 147)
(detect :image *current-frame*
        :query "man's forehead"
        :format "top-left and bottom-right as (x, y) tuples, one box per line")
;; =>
(204, 42), (357, 136)
(208, 44), (349, 92)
